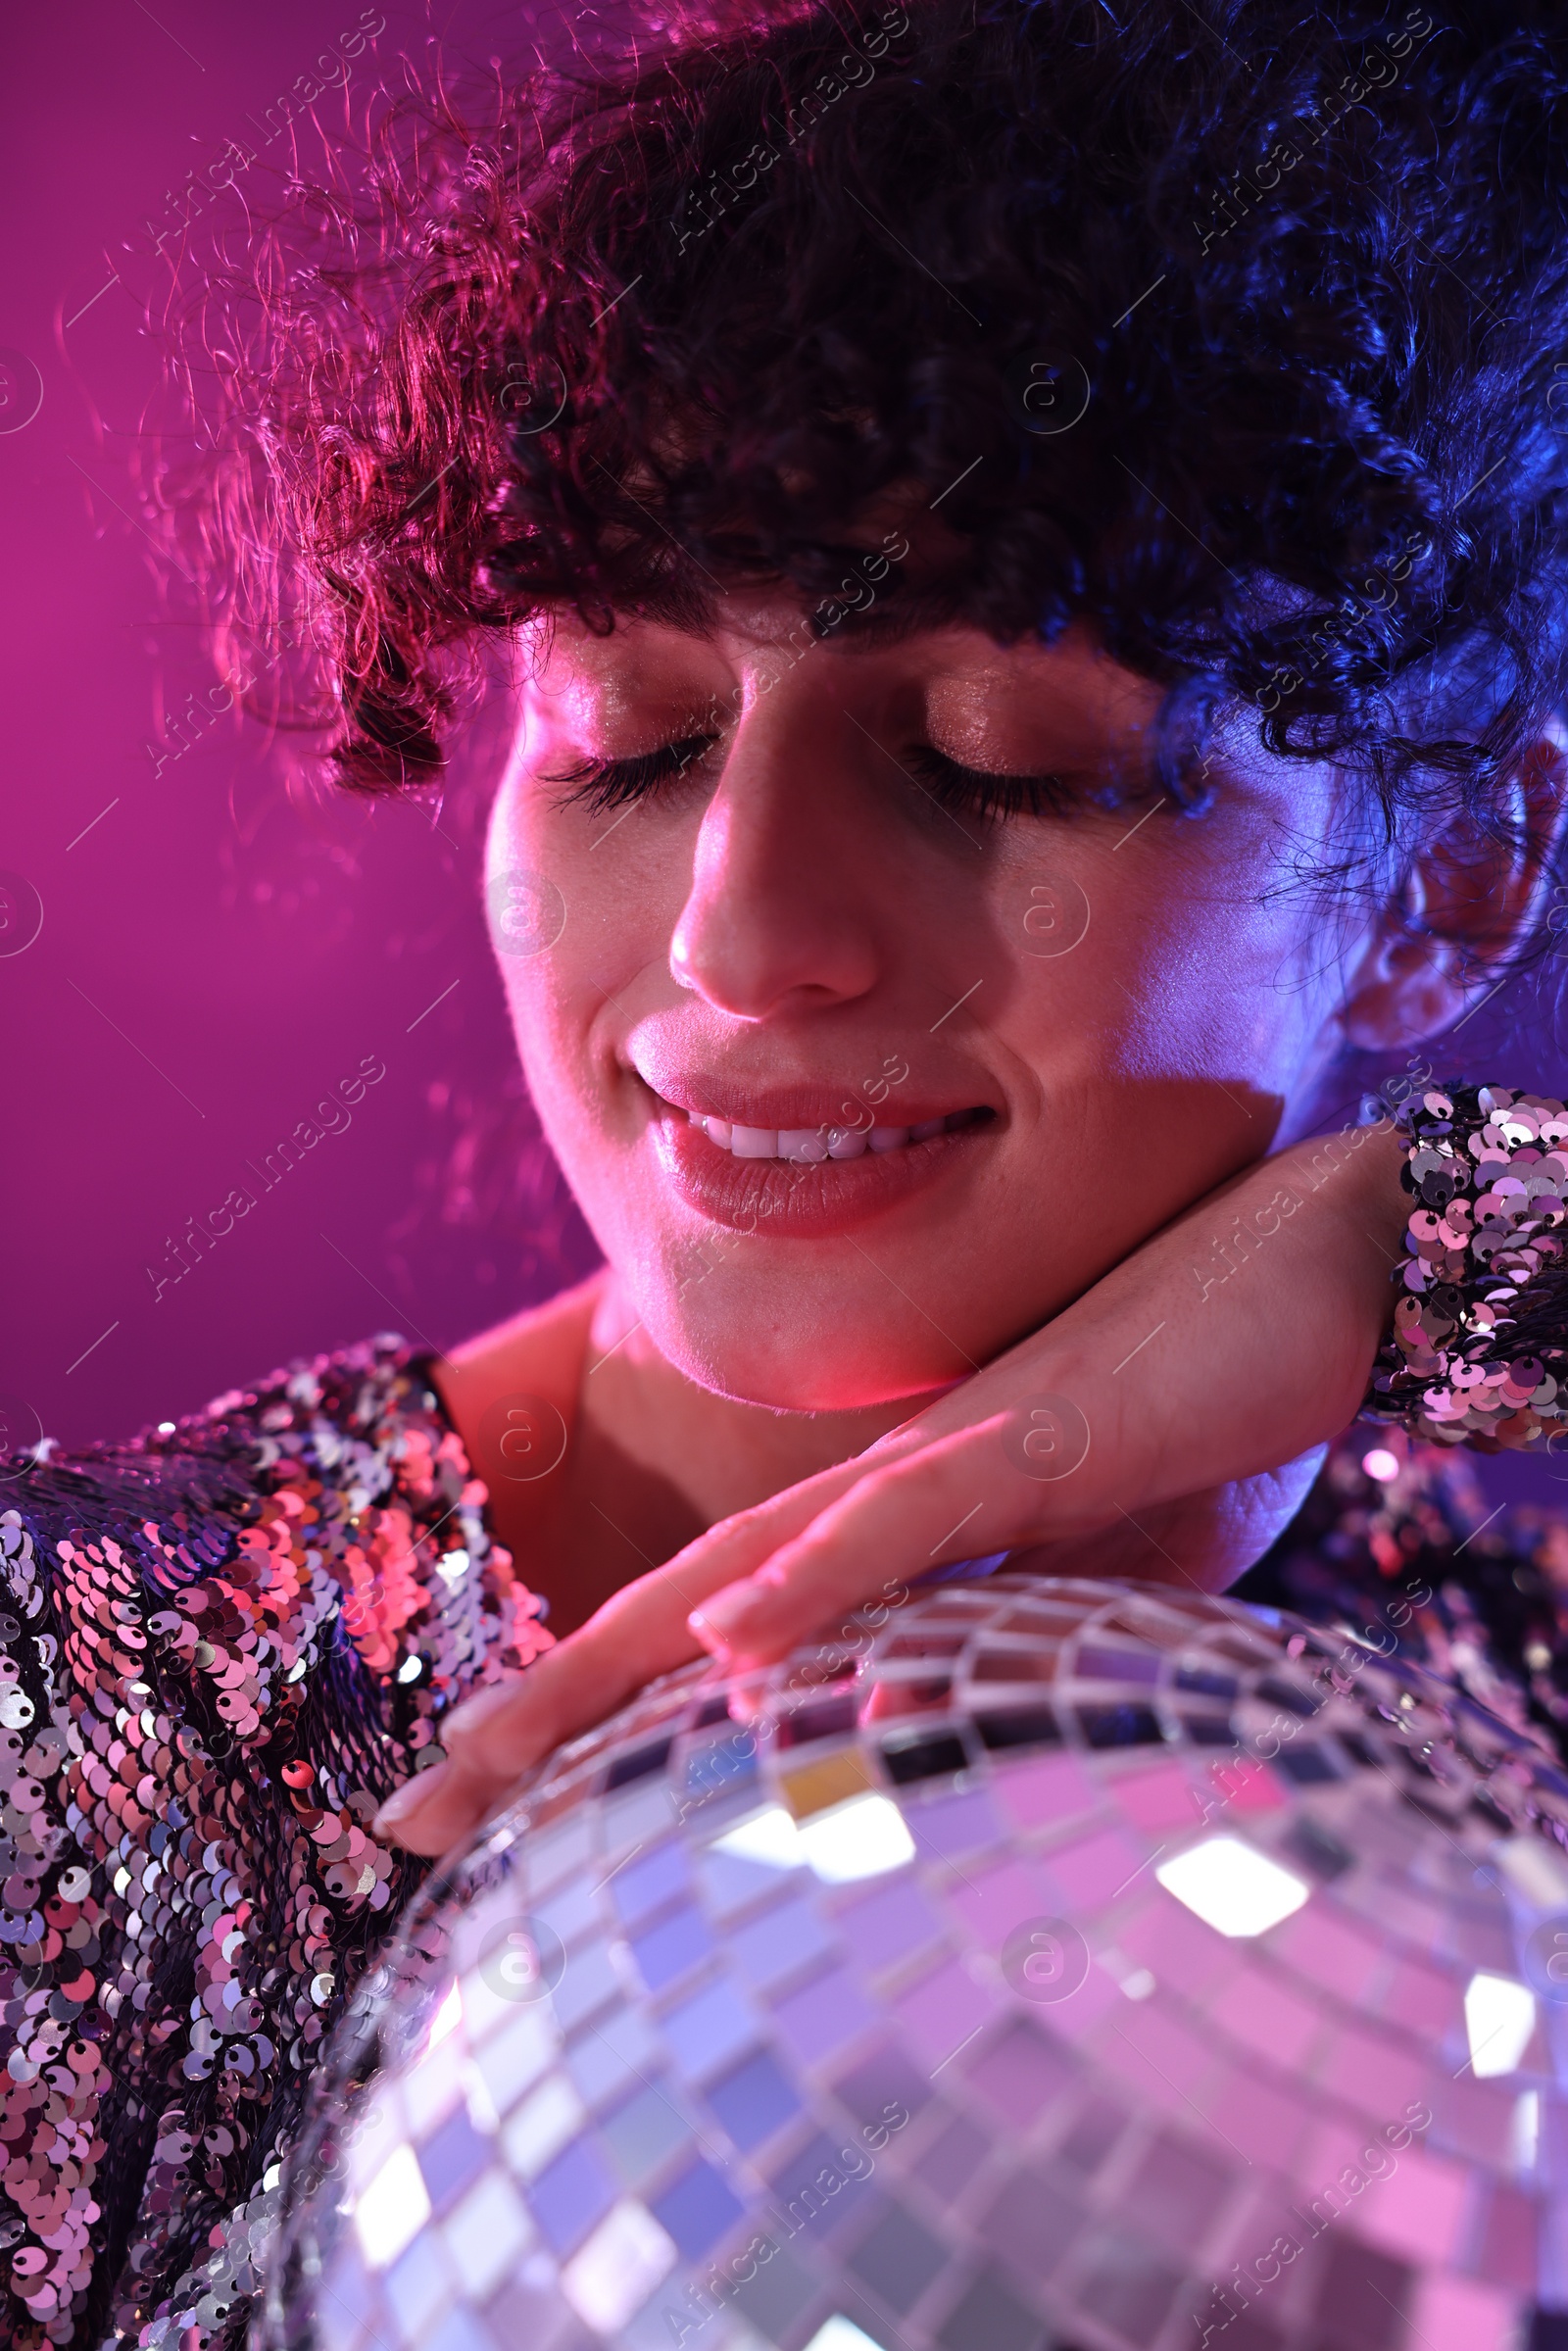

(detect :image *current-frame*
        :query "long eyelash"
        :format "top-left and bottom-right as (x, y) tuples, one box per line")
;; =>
(904, 747), (1080, 822)
(543, 734), (716, 814)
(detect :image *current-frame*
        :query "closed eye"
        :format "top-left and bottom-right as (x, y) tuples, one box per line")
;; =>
(542, 734), (1139, 825)
(542, 734), (718, 813)
(903, 746), (1080, 823)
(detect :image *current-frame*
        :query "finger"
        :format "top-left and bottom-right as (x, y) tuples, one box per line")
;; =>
(650, 1441), (923, 1594)
(378, 1448), (939, 1855)
(374, 1761), (492, 1858)
(377, 1626), (674, 1855)
(379, 1536), (759, 1854)
(687, 1419), (1037, 1663)
(658, 1432), (963, 1659)
(447, 1617), (676, 1780)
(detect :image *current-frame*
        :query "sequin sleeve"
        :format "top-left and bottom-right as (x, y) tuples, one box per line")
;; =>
(1364, 1082), (1568, 1447)
(0, 1336), (549, 2351)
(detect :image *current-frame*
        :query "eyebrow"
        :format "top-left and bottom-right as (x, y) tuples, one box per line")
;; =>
(614, 573), (971, 652)
(811, 591), (971, 649)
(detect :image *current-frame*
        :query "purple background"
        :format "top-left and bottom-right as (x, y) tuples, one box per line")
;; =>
(1, 0), (602, 1457)
(3, 0), (1565, 1516)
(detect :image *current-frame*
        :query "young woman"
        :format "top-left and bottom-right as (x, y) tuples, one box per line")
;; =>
(12, 1), (1568, 2343)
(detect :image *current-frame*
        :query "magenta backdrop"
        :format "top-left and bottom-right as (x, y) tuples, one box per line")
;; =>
(4, 0), (1567, 1521)
(1, 0), (605, 1455)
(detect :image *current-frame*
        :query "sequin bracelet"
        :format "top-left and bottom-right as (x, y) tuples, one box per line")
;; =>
(1364, 1081), (1568, 1446)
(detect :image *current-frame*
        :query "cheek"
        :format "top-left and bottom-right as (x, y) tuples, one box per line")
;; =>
(1014, 827), (1343, 1089)
(485, 769), (559, 960)
(487, 761), (693, 980)
(481, 773), (682, 1176)
(484, 776), (600, 1128)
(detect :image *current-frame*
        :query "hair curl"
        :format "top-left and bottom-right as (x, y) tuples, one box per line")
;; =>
(168, 0), (1568, 881)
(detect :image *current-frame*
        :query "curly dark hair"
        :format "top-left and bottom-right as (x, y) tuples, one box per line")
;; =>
(170, 0), (1568, 874)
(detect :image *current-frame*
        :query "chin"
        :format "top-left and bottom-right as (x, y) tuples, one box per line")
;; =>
(642, 1286), (964, 1414)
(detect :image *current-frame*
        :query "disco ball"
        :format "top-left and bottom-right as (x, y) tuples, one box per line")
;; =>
(263, 1575), (1568, 2351)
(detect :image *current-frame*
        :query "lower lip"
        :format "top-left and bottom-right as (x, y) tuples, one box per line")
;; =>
(650, 1109), (994, 1238)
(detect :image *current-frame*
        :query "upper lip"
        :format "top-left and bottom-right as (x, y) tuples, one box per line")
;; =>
(634, 1068), (991, 1131)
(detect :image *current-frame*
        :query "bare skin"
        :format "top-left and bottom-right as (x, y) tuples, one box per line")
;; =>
(374, 521), (1568, 1854)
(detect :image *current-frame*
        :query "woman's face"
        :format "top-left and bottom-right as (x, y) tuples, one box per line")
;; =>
(486, 575), (1368, 1411)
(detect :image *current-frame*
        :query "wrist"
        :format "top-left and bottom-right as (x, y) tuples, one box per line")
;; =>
(1307, 1116), (1408, 1336)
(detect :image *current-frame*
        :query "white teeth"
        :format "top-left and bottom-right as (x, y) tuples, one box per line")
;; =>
(687, 1110), (964, 1159)
(779, 1129), (829, 1162)
(827, 1126), (868, 1159)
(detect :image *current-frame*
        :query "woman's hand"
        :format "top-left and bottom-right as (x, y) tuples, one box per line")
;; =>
(376, 1115), (1408, 1856)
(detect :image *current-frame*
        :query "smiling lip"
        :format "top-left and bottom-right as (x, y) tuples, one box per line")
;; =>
(643, 1086), (997, 1237)
(645, 1076), (982, 1133)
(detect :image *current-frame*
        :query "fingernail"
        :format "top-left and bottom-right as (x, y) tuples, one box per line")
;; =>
(688, 1582), (759, 1651)
(374, 1760), (449, 1836)
(687, 1612), (727, 1659)
(445, 1679), (523, 1742)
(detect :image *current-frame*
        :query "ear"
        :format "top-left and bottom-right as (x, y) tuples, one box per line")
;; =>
(1338, 712), (1568, 1053)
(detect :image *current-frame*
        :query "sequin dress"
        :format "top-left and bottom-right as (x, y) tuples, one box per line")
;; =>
(1, 1334), (1564, 2351)
(0, 1337), (550, 2351)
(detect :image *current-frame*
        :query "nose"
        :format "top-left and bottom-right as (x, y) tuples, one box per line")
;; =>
(669, 700), (882, 1019)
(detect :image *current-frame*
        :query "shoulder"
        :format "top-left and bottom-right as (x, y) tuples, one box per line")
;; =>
(430, 1267), (607, 1463)
(15, 1327), (433, 1512)
(4, 1327), (551, 1739)
(0, 1332), (551, 2344)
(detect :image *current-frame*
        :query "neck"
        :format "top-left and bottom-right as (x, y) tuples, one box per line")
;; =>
(580, 1269), (929, 1528)
(435, 1265), (943, 1637)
